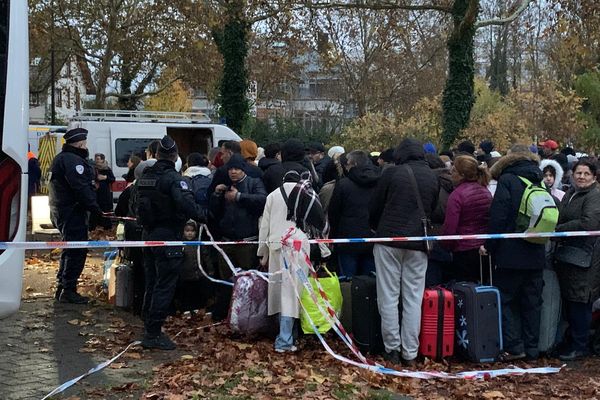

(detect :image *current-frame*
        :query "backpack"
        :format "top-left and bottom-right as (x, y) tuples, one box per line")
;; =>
(515, 176), (559, 244)
(187, 174), (212, 209)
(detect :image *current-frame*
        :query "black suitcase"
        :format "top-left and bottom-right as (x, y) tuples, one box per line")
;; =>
(340, 279), (352, 334)
(451, 257), (503, 363)
(351, 275), (383, 355)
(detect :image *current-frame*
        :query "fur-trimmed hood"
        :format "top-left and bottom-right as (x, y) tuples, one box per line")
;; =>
(489, 152), (540, 181)
(539, 159), (564, 190)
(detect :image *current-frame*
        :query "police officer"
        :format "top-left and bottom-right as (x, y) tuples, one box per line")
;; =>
(49, 128), (102, 304)
(136, 136), (204, 350)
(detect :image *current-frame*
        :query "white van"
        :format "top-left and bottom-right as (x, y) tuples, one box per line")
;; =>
(0, 0), (29, 318)
(32, 110), (241, 196)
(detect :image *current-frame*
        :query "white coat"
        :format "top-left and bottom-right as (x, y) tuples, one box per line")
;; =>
(257, 182), (309, 318)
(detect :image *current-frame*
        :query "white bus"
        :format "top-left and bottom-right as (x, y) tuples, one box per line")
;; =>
(0, 0), (30, 318)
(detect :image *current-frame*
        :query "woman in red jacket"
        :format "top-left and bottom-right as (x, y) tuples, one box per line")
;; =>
(443, 156), (492, 282)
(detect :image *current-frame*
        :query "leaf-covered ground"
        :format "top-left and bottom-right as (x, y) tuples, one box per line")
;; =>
(21, 242), (600, 400)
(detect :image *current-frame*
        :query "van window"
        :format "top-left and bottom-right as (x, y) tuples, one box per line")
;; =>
(115, 138), (154, 167)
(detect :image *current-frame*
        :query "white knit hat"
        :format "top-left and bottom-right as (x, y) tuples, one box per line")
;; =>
(328, 146), (345, 158)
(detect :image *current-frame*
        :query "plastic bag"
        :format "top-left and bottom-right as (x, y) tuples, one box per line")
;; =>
(300, 266), (342, 334)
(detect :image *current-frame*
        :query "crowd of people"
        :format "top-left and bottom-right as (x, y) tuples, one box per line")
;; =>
(48, 127), (600, 364)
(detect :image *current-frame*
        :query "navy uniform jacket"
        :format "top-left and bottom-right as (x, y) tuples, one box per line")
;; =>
(48, 145), (101, 229)
(137, 159), (205, 236)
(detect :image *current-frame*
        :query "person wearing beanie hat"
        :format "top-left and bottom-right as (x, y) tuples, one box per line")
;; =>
(209, 152), (267, 321)
(377, 148), (395, 170)
(48, 127), (101, 304)
(208, 140), (263, 196)
(137, 135), (206, 350)
(240, 139), (259, 162)
(479, 140), (494, 154)
(328, 145), (345, 158)
(456, 140), (476, 156)
(423, 142), (437, 154)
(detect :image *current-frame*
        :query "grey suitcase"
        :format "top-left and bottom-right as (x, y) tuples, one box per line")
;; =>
(108, 262), (135, 308)
(538, 268), (561, 354)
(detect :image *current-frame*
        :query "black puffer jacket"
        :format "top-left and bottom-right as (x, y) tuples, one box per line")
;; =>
(556, 182), (600, 303)
(329, 164), (380, 254)
(486, 152), (545, 269)
(209, 175), (267, 240)
(369, 139), (439, 252)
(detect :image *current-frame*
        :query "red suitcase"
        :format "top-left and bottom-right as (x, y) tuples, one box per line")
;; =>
(419, 287), (454, 360)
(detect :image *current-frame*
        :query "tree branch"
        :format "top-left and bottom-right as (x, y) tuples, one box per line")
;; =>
(105, 75), (184, 99)
(475, 0), (533, 28)
(302, 0), (452, 13)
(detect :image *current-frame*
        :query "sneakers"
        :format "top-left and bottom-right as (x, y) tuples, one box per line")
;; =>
(59, 289), (89, 304)
(383, 350), (401, 365)
(500, 351), (526, 362)
(401, 357), (417, 368)
(275, 345), (298, 353)
(559, 350), (588, 361)
(141, 333), (176, 350)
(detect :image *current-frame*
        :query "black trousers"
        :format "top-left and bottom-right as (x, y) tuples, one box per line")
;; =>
(142, 228), (183, 337)
(56, 212), (89, 290)
(494, 268), (544, 358)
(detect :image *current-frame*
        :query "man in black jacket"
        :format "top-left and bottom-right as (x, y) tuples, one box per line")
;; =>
(369, 138), (439, 366)
(208, 154), (267, 320)
(329, 150), (380, 277)
(136, 136), (205, 350)
(258, 142), (281, 173)
(483, 146), (545, 361)
(49, 128), (102, 304)
(207, 141), (262, 195)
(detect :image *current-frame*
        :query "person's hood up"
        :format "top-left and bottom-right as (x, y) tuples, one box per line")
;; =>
(347, 164), (380, 188)
(183, 165), (212, 178)
(490, 152), (541, 182)
(394, 138), (425, 164)
(539, 159), (564, 190)
(258, 157), (279, 171)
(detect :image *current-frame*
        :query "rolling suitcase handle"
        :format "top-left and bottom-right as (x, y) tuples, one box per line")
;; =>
(479, 255), (493, 286)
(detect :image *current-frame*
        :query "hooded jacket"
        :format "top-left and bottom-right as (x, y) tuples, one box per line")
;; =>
(486, 152), (545, 269)
(329, 164), (380, 254)
(539, 159), (565, 202)
(369, 139), (439, 252)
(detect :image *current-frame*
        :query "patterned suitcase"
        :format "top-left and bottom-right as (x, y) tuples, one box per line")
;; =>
(452, 256), (503, 363)
(419, 287), (454, 360)
(227, 272), (271, 336)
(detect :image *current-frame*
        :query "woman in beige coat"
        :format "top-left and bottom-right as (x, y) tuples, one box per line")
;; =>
(258, 170), (326, 353)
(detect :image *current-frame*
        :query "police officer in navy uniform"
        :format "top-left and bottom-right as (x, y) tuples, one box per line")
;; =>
(49, 128), (102, 304)
(136, 136), (204, 350)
